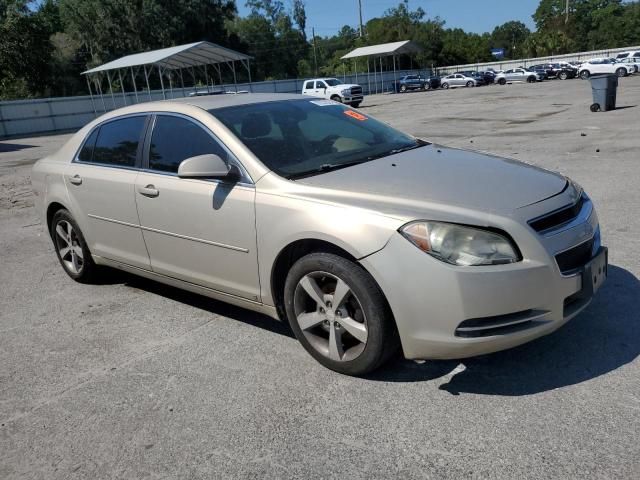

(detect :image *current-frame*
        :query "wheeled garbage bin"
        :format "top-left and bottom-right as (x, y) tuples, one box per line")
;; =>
(589, 74), (618, 112)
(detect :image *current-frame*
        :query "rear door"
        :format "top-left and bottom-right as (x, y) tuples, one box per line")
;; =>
(65, 115), (151, 269)
(133, 114), (260, 301)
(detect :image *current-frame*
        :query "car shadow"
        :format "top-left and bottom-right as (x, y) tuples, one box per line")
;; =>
(0, 143), (36, 153)
(367, 264), (640, 395)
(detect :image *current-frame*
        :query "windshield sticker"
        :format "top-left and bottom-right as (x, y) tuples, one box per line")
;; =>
(309, 99), (341, 106)
(343, 110), (368, 121)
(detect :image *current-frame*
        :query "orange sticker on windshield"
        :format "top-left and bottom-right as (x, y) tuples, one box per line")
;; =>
(343, 110), (367, 121)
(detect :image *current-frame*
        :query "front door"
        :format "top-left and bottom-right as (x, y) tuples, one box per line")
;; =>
(65, 115), (150, 269)
(134, 114), (260, 301)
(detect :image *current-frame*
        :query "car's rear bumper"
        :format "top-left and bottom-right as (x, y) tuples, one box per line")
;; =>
(360, 211), (606, 360)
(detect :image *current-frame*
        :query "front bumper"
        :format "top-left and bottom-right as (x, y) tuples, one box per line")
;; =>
(360, 197), (606, 360)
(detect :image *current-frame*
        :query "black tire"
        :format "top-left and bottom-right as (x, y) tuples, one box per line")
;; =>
(590, 103), (601, 112)
(330, 95), (342, 103)
(424, 82), (431, 91)
(559, 71), (568, 80)
(498, 78), (507, 85)
(442, 82), (449, 89)
(616, 67), (626, 77)
(50, 209), (100, 283)
(349, 102), (361, 108)
(466, 81), (474, 88)
(527, 76), (536, 83)
(284, 253), (399, 376)
(580, 70), (590, 80)
(400, 84), (407, 93)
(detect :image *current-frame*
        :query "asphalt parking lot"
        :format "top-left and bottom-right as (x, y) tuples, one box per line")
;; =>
(1, 78), (639, 479)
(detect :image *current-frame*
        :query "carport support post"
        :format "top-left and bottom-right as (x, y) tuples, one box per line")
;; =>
(380, 57), (384, 93)
(85, 75), (97, 116)
(143, 65), (152, 101)
(367, 58), (371, 95)
(204, 64), (210, 93)
(355, 59), (358, 84)
(106, 71), (116, 109)
(373, 57), (377, 94)
(158, 66), (166, 100)
(130, 67), (139, 103)
(118, 69), (127, 106)
(393, 55), (397, 92)
(232, 61), (238, 93)
(247, 59), (252, 92)
(179, 69), (186, 97)
(96, 77), (107, 113)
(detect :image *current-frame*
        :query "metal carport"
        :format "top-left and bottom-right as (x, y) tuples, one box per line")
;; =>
(82, 41), (253, 114)
(341, 40), (423, 94)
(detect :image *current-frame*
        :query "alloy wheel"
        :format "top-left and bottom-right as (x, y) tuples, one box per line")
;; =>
(293, 271), (368, 362)
(54, 220), (84, 274)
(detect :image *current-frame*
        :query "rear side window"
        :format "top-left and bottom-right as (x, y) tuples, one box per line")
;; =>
(92, 116), (146, 167)
(148, 115), (228, 173)
(78, 128), (99, 162)
(304, 81), (313, 90)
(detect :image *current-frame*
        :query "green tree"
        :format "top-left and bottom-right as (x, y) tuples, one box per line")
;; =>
(489, 21), (531, 59)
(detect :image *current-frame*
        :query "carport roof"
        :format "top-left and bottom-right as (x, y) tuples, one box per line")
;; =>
(82, 41), (252, 75)
(341, 40), (423, 59)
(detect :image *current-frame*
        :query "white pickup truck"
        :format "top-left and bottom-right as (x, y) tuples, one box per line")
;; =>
(302, 78), (364, 107)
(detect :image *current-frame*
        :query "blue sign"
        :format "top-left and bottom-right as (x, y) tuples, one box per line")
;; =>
(491, 48), (505, 59)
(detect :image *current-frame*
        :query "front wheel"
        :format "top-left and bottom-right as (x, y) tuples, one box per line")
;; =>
(558, 71), (568, 80)
(400, 84), (407, 93)
(466, 81), (474, 88)
(51, 209), (99, 283)
(284, 253), (399, 376)
(350, 102), (361, 108)
(527, 76), (536, 83)
(580, 70), (590, 80)
(616, 68), (627, 77)
(424, 82), (431, 91)
(330, 95), (342, 103)
(442, 82), (449, 89)
(498, 78), (507, 85)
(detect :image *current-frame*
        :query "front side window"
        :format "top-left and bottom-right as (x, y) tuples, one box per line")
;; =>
(315, 81), (326, 89)
(92, 116), (146, 167)
(148, 115), (228, 173)
(210, 99), (426, 180)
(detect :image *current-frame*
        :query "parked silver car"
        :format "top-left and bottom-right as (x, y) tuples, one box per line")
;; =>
(32, 94), (607, 375)
(495, 68), (543, 85)
(440, 74), (477, 89)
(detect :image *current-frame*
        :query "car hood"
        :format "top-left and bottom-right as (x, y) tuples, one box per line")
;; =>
(330, 84), (360, 90)
(295, 144), (567, 217)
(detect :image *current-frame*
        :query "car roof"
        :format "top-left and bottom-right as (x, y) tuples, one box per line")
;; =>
(166, 93), (305, 110)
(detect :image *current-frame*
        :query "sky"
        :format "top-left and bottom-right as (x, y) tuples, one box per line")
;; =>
(236, 0), (541, 37)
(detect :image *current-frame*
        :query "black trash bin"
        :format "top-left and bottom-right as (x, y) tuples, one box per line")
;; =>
(589, 74), (618, 112)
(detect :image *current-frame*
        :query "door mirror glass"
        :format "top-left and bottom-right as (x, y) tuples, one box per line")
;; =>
(178, 154), (232, 179)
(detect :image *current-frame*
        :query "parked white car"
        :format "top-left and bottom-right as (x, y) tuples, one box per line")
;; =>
(615, 50), (640, 60)
(578, 58), (632, 79)
(494, 68), (543, 85)
(616, 57), (640, 73)
(302, 78), (363, 107)
(440, 74), (477, 89)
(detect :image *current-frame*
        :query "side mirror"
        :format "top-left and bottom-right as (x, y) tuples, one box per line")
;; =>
(177, 154), (238, 180)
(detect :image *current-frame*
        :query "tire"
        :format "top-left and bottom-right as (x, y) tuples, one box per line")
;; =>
(527, 76), (536, 83)
(616, 68), (626, 77)
(498, 78), (506, 85)
(590, 103), (601, 112)
(424, 82), (431, 91)
(50, 209), (99, 283)
(442, 82), (449, 89)
(466, 81), (474, 88)
(284, 253), (399, 376)
(330, 95), (342, 103)
(350, 102), (361, 108)
(400, 84), (407, 93)
(558, 71), (568, 80)
(580, 70), (590, 80)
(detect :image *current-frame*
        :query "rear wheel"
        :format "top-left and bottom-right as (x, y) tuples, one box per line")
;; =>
(616, 67), (627, 77)
(466, 81), (474, 88)
(590, 103), (601, 112)
(442, 82), (449, 89)
(400, 84), (407, 93)
(498, 78), (507, 85)
(580, 70), (590, 80)
(527, 76), (536, 83)
(51, 209), (99, 283)
(284, 253), (399, 376)
(558, 71), (568, 80)
(424, 82), (431, 91)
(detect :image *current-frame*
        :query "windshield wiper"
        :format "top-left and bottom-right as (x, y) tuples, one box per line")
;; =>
(287, 161), (365, 180)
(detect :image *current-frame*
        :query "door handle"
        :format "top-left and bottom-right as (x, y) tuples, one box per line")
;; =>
(68, 174), (82, 186)
(137, 184), (159, 198)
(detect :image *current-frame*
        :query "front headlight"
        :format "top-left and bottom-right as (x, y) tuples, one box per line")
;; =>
(399, 221), (520, 266)
(340, 89), (350, 95)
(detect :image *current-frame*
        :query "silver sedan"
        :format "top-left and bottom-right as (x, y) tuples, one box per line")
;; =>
(440, 74), (477, 89)
(32, 94), (607, 375)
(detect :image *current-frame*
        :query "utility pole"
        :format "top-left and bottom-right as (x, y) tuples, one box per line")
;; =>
(358, 0), (364, 37)
(312, 27), (318, 76)
(565, 0), (570, 24)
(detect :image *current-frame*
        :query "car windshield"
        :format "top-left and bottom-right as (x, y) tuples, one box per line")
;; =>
(324, 79), (342, 86)
(209, 99), (427, 179)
